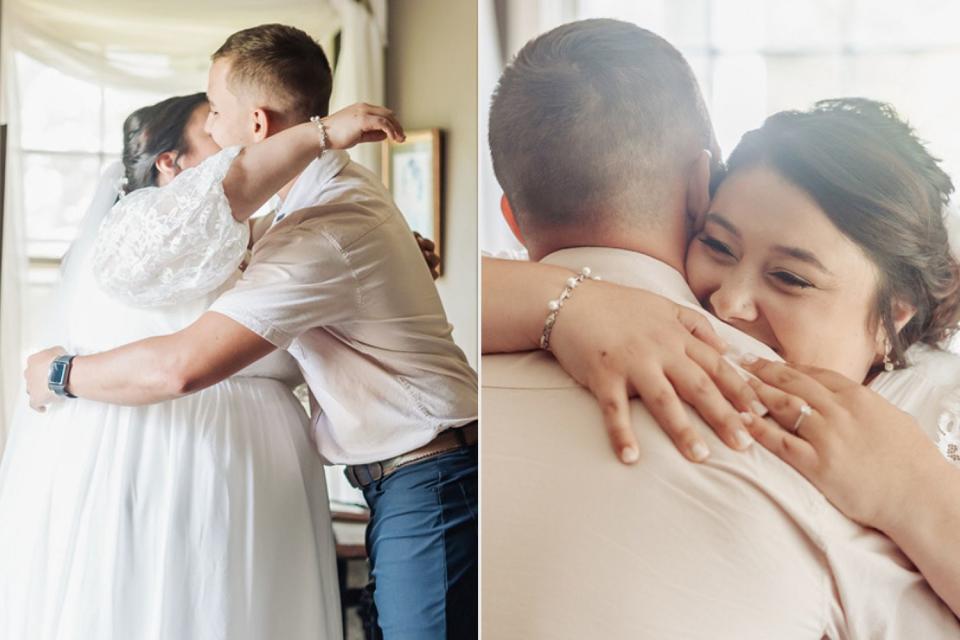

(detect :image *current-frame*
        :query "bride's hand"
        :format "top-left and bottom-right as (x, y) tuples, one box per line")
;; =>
(24, 346), (66, 412)
(320, 102), (405, 150)
(549, 281), (764, 463)
(741, 357), (943, 532)
(414, 232), (441, 280)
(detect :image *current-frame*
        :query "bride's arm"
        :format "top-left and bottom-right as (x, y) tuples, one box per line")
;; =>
(482, 256), (764, 462)
(481, 256), (573, 352)
(742, 358), (960, 618)
(222, 103), (403, 221)
(887, 464), (960, 618)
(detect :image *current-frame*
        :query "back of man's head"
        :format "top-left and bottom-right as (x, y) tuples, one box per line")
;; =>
(213, 23), (332, 123)
(489, 19), (713, 242)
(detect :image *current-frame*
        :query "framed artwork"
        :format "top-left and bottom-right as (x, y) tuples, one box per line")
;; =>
(382, 129), (443, 274)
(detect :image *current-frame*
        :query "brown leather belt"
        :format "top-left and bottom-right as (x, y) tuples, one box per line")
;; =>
(344, 421), (478, 489)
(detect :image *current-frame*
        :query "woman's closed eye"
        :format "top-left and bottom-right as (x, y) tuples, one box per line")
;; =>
(698, 234), (736, 260)
(769, 270), (815, 289)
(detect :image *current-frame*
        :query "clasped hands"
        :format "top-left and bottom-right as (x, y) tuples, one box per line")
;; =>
(550, 281), (938, 531)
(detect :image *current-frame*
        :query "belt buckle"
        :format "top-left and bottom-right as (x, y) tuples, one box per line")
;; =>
(367, 461), (385, 484)
(346, 461), (385, 489)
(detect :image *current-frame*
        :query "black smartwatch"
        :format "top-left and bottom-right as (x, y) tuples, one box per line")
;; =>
(48, 355), (77, 398)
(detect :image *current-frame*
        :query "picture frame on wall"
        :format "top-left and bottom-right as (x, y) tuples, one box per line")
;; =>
(381, 128), (443, 275)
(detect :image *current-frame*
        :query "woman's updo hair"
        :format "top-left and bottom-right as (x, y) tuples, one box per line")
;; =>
(725, 98), (960, 368)
(121, 92), (208, 193)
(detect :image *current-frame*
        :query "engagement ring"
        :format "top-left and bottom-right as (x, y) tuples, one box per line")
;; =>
(791, 404), (813, 435)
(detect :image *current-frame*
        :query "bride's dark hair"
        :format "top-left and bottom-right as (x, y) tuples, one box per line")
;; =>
(725, 98), (960, 368)
(122, 93), (208, 193)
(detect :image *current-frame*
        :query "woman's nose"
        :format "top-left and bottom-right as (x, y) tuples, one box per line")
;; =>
(709, 274), (759, 324)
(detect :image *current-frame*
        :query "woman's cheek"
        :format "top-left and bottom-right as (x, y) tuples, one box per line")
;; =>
(685, 248), (711, 301)
(767, 304), (817, 367)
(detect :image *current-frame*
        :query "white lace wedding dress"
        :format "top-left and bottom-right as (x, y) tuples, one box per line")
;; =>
(0, 163), (341, 640)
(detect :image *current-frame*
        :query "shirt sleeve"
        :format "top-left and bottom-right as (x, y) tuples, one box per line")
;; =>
(208, 220), (360, 349)
(92, 146), (249, 307)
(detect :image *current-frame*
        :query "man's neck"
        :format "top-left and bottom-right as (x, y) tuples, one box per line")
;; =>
(528, 214), (688, 276)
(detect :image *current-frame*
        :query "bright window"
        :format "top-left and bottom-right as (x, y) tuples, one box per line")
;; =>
(15, 52), (167, 261)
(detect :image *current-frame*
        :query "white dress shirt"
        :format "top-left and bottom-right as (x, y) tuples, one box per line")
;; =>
(208, 151), (478, 464)
(482, 246), (959, 639)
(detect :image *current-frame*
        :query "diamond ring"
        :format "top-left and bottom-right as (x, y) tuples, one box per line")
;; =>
(791, 404), (813, 435)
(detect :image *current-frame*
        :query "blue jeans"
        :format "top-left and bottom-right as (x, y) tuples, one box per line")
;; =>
(362, 445), (478, 639)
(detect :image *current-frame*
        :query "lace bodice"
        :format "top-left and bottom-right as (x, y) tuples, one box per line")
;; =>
(93, 146), (249, 307)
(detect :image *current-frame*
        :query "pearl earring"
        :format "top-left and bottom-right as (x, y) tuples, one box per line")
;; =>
(883, 340), (894, 372)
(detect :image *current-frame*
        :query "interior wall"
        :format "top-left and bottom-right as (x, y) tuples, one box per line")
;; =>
(386, 0), (478, 367)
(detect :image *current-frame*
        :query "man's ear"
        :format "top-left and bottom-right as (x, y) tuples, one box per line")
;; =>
(500, 195), (526, 246)
(685, 149), (712, 222)
(251, 108), (271, 143)
(155, 151), (180, 186)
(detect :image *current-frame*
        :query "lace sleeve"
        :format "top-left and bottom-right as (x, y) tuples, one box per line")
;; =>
(92, 146), (250, 307)
(937, 387), (960, 466)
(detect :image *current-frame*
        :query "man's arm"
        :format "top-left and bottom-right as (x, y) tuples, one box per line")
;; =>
(26, 312), (275, 407)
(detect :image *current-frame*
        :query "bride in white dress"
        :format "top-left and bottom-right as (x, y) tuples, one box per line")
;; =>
(0, 94), (403, 639)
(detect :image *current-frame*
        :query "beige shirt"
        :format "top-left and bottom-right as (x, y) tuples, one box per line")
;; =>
(482, 247), (959, 639)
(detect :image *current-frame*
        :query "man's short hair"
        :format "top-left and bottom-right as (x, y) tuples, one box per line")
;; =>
(489, 19), (713, 234)
(213, 23), (332, 122)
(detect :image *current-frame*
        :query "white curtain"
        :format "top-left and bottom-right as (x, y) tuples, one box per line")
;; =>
(0, 0), (386, 457)
(7, 0), (342, 93)
(0, 8), (26, 454)
(328, 0), (386, 174)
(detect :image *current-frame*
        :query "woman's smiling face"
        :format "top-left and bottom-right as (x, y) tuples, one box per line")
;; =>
(685, 165), (884, 382)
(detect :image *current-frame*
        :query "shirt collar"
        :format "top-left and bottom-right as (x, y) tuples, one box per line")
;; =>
(540, 247), (701, 309)
(273, 150), (351, 224)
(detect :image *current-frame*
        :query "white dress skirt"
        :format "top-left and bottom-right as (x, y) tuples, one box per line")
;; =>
(0, 162), (341, 639)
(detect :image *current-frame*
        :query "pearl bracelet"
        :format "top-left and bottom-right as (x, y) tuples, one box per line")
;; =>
(309, 115), (328, 156)
(539, 267), (601, 351)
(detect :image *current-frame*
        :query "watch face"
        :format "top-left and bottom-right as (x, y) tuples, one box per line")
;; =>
(50, 361), (68, 386)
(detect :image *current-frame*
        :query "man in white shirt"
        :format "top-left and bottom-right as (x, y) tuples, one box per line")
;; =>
(25, 24), (477, 639)
(482, 19), (960, 637)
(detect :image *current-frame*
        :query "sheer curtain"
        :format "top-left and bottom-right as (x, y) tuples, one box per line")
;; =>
(329, 0), (386, 174)
(0, 0), (386, 457)
(7, 0), (341, 94)
(0, 10), (25, 453)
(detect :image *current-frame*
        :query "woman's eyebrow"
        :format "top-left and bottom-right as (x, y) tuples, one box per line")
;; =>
(771, 245), (833, 275)
(704, 212), (740, 237)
